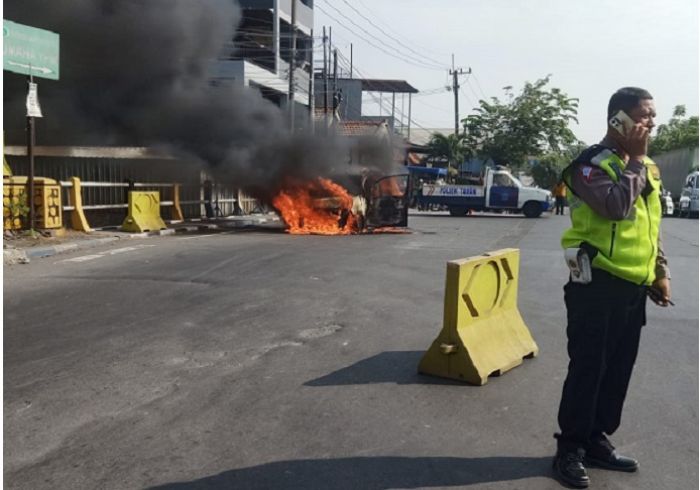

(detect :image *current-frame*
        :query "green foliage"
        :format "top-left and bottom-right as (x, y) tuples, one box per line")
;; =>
(6, 193), (30, 220)
(528, 142), (588, 189)
(529, 154), (566, 190)
(426, 132), (465, 173)
(461, 76), (579, 169)
(649, 105), (699, 155)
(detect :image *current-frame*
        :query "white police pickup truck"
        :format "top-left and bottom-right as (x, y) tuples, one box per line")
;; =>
(416, 167), (553, 218)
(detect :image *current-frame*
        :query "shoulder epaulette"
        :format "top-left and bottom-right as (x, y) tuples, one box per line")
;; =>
(562, 145), (619, 198)
(572, 145), (616, 167)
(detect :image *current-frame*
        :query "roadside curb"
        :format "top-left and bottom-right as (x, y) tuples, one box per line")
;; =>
(3, 230), (174, 264)
(3, 216), (280, 264)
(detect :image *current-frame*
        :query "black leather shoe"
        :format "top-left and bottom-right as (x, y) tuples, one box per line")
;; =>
(584, 435), (639, 472)
(553, 448), (590, 488)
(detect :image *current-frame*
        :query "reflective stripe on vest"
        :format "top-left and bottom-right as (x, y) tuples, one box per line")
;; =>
(561, 150), (662, 285)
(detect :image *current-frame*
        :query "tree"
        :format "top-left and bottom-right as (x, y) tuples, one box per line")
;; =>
(461, 76), (579, 169)
(426, 132), (465, 176)
(528, 142), (587, 190)
(529, 153), (567, 191)
(649, 105), (699, 155)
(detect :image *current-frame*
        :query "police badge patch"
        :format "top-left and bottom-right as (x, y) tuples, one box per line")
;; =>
(581, 166), (594, 182)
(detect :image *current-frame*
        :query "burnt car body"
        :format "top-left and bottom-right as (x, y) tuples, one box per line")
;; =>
(314, 167), (410, 232)
(364, 173), (409, 229)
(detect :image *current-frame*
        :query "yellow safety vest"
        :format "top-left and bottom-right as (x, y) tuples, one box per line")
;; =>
(561, 146), (662, 285)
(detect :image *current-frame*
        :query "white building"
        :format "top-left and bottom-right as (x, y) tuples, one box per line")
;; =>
(213, 0), (313, 117)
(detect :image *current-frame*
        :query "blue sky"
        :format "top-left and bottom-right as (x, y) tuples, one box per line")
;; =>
(314, 0), (699, 145)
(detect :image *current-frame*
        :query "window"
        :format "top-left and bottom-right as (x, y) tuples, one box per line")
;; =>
(493, 173), (517, 187)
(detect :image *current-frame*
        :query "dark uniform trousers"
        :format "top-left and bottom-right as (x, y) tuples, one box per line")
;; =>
(557, 268), (647, 450)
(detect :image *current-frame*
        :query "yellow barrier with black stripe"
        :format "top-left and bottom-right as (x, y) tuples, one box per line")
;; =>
(418, 248), (538, 385)
(121, 191), (167, 232)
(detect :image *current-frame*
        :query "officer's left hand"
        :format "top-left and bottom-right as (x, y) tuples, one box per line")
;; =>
(649, 277), (672, 307)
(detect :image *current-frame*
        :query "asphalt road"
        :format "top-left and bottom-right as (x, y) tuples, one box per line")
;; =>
(4, 212), (698, 490)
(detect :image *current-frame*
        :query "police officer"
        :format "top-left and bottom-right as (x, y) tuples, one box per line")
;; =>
(552, 87), (671, 488)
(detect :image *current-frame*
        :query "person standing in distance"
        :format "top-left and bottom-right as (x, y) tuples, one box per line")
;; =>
(553, 180), (568, 215)
(552, 87), (671, 488)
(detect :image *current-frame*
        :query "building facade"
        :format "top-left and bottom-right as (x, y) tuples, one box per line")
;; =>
(214, 0), (313, 115)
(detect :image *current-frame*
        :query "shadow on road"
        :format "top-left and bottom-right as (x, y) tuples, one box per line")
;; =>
(409, 211), (542, 219)
(304, 351), (465, 386)
(148, 455), (555, 489)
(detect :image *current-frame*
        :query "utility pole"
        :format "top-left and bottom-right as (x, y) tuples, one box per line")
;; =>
(449, 54), (471, 136)
(323, 26), (328, 117)
(333, 48), (338, 106)
(308, 28), (314, 131)
(407, 93), (412, 140)
(350, 43), (353, 79)
(328, 27), (332, 85)
(288, 0), (297, 131)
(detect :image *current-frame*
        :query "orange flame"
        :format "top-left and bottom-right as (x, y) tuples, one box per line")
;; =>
(272, 178), (358, 235)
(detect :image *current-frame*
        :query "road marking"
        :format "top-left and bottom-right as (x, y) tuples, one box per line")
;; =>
(177, 234), (216, 240)
(60, 254), (104, 263)
(105, 246), (139, 254)
(57, 244), (156, 263)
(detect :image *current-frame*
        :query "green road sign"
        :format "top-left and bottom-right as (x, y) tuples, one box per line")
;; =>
(3, 20), (59, 80)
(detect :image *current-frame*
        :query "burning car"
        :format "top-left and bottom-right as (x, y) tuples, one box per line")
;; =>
(271, 168), (409, 235)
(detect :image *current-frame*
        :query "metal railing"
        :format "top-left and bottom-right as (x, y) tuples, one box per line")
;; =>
(60, 181), (178, 211)
(56, 177), (264, 231)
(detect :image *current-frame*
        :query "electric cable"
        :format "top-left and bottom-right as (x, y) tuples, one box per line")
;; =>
(315, 2), (447, 71)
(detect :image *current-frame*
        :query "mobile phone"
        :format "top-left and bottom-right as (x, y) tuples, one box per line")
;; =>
(609, 110), (636, 136)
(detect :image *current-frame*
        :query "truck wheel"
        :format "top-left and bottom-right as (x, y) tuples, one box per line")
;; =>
(449, 207), (467, 217)
(522, 201), (543, 218)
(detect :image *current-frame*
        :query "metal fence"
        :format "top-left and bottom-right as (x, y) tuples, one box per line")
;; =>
(4, 146), (262, 228)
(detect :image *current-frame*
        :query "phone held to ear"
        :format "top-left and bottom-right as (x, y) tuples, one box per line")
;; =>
(609, 110), (636, 136)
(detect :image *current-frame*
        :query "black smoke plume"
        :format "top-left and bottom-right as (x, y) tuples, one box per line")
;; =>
(3, 0), (397, 196)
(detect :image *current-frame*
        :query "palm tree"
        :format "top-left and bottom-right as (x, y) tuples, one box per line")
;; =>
(426, 133), (466, 178)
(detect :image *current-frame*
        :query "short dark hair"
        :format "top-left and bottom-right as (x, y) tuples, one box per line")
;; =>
(607, 87), (653, 118)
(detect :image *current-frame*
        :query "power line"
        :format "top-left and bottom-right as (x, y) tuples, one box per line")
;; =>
(412, 97), (453, 115)
(459, 86), (477, 112)
(333, 0), (449, 70)
(315, 2), (446, 72)
(413, 86), (451, 98)
(335, 54), (433, 133)
(464, 75), (482, 103)
(354, 0), (452, 58)
(471, 72), (488, 100)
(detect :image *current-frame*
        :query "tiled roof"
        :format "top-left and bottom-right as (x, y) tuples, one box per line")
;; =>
(337, 120), (387, 137)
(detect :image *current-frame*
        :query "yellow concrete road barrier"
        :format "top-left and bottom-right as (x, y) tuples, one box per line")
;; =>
(3, 176), (63, 230)
(121, 191), (167, 232)
(418, 248), (538, 385)
(69, 177), (92, 232)
(172, 184), (184, 221)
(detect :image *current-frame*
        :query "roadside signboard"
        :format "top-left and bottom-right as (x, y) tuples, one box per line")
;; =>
(3, 20), (60, 80)
(26, 82), (43, 117)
